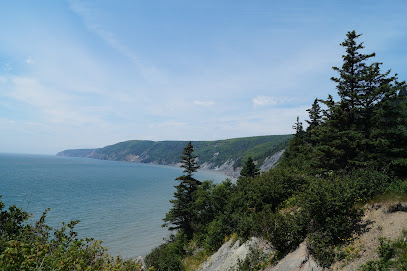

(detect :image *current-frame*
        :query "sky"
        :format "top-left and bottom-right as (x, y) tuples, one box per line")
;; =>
(1, 1), (407, 155)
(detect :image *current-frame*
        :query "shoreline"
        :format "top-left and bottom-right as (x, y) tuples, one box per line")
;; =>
(56, 154), (239, 180)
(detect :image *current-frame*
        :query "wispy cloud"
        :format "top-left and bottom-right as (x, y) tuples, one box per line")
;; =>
(6, 76), (108, 126)
(193, 100), (215, 107)
(68, 0), (168, 84)
(25, 57), (34, 65)
(252, 96), (296, 107)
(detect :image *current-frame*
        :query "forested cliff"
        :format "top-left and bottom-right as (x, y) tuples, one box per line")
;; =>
(57, 135), (292, 174)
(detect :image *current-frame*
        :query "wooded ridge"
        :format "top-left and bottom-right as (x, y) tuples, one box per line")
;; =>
(56, 135), (292, 172)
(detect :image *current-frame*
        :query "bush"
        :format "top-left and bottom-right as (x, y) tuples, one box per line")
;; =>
(386, 178), (407, 195)
(203, 219), (226, 252)
(307, 232), (336, 267)
(301, 177), (362, 239)
(0, 197), (142, 270)
(348, 169), (390, 201)
(254, 205), (306, 253)
(145, 234), (186, 271)
(300, 177), (362, 266)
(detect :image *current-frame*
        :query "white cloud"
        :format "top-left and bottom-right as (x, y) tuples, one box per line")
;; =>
(252, 96), (296, 106)
(25, 56), (34, 65)
(193, 100), (215, 107)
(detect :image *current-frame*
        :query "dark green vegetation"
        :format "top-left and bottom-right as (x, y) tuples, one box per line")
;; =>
(239, 157), (260, 178)
(163, 142), (202, 239)
(0, 196), (143, 270)
(57, 135), (292, 170)
(145, 31), (407, 270)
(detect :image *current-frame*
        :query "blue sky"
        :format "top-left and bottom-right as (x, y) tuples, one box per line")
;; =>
(1, 1), (407, 154)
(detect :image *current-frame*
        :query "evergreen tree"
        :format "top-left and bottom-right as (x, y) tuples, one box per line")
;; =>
(163, 142), (201, 239)
(306, 99), (322, 131)
(293, 116), (304, 136)
(313, 31), (406, 171)
(372, 87), (407, 176)
(331, 30), (376, 121)
(239, 157), (260, 178)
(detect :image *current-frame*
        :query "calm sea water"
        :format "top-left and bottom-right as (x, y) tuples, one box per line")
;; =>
(0, 153), (228, 258)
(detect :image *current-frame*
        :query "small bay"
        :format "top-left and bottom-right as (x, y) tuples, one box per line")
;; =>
(0, 153), (228, 258)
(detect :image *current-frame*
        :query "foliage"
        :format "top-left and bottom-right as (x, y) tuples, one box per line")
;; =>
(0, 196), (142, 271)
(300, 177), (363, 263)
(253, 206), (306, 253)
(348, 169), (390, 201)
(280, 31), (407, 176)
(163, 142), (201, 239)
(144, 234), (186, 271)
(306, 98), (322, 132)
(237, 246), (272, 271)
(183, 248), (210, 271)
(239, 157), (260, 178)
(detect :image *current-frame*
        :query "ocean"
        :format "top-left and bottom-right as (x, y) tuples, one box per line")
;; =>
(0, 153), (228, 258)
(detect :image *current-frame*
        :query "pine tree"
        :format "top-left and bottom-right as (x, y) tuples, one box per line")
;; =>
(306, 99), (322, 131)
(372, 87), (407, 176)
(331, 30), (376, 120)
(162, 142), (201, 239)
(313, 31), (406, 172)
(239, 157), (260, 178)
(293, 116), (304, 136)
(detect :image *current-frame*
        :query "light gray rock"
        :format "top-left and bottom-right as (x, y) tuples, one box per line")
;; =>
(198, 237), (272, 271)
(265, 242), (324, 271)
(260, 150), (285, 172)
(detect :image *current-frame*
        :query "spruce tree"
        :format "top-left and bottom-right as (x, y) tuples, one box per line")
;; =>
(239, 157), (260, 178)
(313, 31), (406, 172)
(331, 30), (376, 120)
(306, 98), (322, 131)
(162, 141), (201, 239)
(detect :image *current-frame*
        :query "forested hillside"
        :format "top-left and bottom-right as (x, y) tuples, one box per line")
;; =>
(57, 135), (292, 171)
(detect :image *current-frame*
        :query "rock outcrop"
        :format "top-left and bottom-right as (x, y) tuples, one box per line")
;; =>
(264, 242), (323, 271)
(198, 237), (273, 271)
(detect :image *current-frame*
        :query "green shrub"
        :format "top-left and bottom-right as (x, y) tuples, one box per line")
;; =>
(307, 232), (336, 267)
(203, 219), (226, 252)
(145, 234), (186, 271)
(377, 237), (394, 260)
(349, 169), (390, 201)
(254, 206), (306, 253)
(301, 177), (362, 239)
(300, 177), (362, 266)
(386, 178), (407, 195)
(0, 197), (142, 270)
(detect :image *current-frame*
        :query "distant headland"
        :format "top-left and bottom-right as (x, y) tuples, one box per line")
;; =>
(57, 135), (293, 177)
